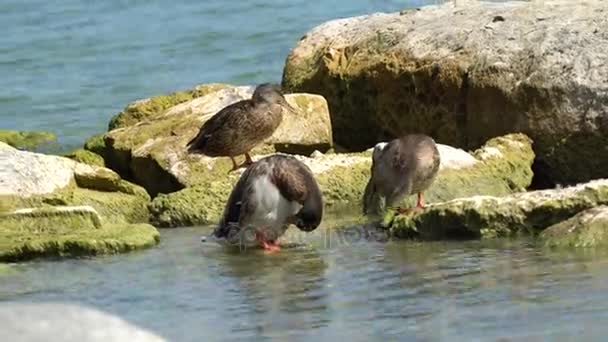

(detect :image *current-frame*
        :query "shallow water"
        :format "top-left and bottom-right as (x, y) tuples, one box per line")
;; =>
(1, 0), (443, 150)
(3, 225), (608, 341)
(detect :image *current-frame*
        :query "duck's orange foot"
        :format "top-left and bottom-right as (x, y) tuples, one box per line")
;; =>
(261, 241), (281, 253)
(256, 232), (281, 253)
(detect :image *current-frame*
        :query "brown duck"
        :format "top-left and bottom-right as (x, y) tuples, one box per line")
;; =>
(363, 134), (440, 215)
(186, 83), (294, 171)
(209, 154), (323, 252)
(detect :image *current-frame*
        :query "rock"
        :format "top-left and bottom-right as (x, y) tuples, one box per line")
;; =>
(0, 217), (159, 262)
(64, 149), (105, 167)
(4, 205), (103, 229)
(1, 142), (149, 221)
(83, 133), (107, 158)
(0, 302), (166, 341)
(108, 83), (230, 130)
(0, 143), (159, 261)
(101, 84), (333, 196)
(282, 0), (608, 185)
(0, 129), (56, 151)
(150, 133), (533, 227)
(386, 179), (608, 240)
(541, 206), (608, 248)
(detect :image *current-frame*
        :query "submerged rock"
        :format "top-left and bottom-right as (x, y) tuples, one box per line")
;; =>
(0, 142), (159, 262)
(98, 84), (332, 196)
(541, 206), (608, 248)
(0, 302), (165, 342)
(150, 133), (533, 227)
(386, 179), (608, 240)
(282, 0), (608, 185)
(0, 129), (56, 151)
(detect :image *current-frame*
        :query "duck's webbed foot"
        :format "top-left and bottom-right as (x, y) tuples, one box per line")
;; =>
(255, 232), (281, 253)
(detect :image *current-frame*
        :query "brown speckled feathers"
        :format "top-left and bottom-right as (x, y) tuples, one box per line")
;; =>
(186, 84), (287, 158)
(215, 155), (322, 239)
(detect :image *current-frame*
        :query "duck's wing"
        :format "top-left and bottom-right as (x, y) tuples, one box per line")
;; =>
(186, 99), (254, 152)
(269, 156), (312, 205)
(214, 163), (257, 238)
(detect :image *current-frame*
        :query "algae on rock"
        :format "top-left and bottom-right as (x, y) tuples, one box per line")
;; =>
(0, 129), (56, 151)
(64, 149), (105, 167)
(0, 143), (159, 262)
(386, 179), (608, 240)
(541, 206), (608, 248)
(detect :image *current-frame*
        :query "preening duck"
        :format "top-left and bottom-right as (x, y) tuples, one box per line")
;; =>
(212, 154), (323, 252)
(363, 134), (440, 215)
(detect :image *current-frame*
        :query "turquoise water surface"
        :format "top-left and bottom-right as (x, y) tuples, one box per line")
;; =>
(1, 0), (436, 150)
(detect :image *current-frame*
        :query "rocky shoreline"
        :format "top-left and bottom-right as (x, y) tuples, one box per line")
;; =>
(2, 0), (607, 262)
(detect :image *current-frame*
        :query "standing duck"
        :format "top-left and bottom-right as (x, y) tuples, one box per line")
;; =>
(212, 154), (323, 252)
(186, 83), (295, 171)
(363, 134), (440, 215)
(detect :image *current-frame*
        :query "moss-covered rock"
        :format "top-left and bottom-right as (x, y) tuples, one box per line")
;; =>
(150, 133), (533, 227)
(102, 85), (333, 196)
(0, 205), (159, 262)
(64, 149), (105, 167)
(83, 133), (107, 157)
(108, 83), (229, 130)
(541, 206), (608, 248)
(1, 142), (150, 224)
(386, 179), (608, 240)
(0, 143), (157, 261)
(282, 0), (608, 185)
(0, 129), (56, 151)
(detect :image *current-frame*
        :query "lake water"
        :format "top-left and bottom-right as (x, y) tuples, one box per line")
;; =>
(0, 0), (441, 151)
(3, 225), (608, 341)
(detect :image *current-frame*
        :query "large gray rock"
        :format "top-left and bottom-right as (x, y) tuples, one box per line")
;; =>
(0, 303), (165, 342)
(282, 0), (608, 185)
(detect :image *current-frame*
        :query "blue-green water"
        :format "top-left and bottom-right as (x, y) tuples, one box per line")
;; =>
(0, 0), (435, 150)
(3, 227), (608, 341)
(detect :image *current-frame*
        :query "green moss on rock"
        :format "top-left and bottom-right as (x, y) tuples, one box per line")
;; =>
(541, 206), (608, 248)
(64, 149), (105, 167)
(149, 183), (234, 227)
(108, 83), (230, 130)
(0, 130), (56, 151)
(83, 133), (107, 156)
(387, 179), (608, 240)
(0, 218), (160, 262)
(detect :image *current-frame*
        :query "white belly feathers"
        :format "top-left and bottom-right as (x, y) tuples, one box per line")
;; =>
(249, 174), (302, 230)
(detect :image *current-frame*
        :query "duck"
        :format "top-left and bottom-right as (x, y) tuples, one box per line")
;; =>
(186, 83), (295, 171)
(363, 134), (440, 215)
(211, 154), (323, 252)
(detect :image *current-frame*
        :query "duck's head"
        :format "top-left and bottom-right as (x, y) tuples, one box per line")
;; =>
(294, 183), (323, 232)
(253, 83), (297, 113)
(362, 141), (388, 215)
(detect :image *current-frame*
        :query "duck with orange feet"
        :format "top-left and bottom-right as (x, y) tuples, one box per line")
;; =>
(363, 134), (440, 216)
(209, 154), (323, 252)
(186, 83), (295, 172)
